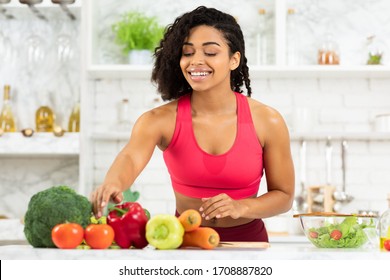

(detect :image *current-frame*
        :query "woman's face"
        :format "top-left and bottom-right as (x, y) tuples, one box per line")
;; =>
(180, 25), (240, 93)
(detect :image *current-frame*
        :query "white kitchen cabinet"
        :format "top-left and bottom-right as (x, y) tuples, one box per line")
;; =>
(0, 0), (81, 157)
(0, 133), (79, 156)
(84, 0), (390, 79)
(0, 0), (82, 219)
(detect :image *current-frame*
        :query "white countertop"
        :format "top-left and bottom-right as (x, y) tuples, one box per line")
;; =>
(1, 241), (389, 260)
(1, 219), (389, 260)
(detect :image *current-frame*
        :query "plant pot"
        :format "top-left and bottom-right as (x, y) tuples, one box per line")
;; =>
(128, 50), (153, 65)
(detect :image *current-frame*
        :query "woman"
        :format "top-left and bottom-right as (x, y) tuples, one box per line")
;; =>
(91, 6), (294, 242)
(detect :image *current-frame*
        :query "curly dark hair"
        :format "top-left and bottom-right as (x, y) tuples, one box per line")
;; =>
(151, 6), (252, 101)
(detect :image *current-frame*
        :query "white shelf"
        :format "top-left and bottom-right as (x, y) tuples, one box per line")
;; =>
(290, 132), (390, 142)
(87, 64), (153, 80)
(91, 131), (130, 141)
(249, 65), (390, 79)
(90, 131), (390, 142)
(0, 132), (80, 156)
(3, 0), (81, 9)
(87, 64), (390, 80)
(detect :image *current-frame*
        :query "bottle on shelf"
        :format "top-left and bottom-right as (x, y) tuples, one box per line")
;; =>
(379, 193), (390, 251)
(318, 33), (340, 65)
(256, 8), (268, 65)
(35, 92), (55, 132)
(286, 8), (299, 65)
(68, 102), (80, 132)
(0, 84), (17, 132)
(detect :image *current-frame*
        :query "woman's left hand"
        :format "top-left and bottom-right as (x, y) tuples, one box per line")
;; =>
(199, 193), (245, 220)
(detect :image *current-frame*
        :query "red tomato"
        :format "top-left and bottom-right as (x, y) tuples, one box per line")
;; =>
(309, 231), (318, 239)
(84, 224), (115, 249)
(384, 239), (390, 251)
(51, 223), (84, 249)
(330, 229), (342, 240)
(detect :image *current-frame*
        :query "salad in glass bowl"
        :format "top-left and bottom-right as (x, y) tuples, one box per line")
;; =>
(294, 212), (378, 248)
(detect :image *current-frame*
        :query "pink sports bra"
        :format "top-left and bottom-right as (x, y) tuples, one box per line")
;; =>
(163, 92), (264, 200)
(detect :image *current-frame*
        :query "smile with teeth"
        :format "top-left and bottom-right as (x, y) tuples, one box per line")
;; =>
(190, 71), (211, 76)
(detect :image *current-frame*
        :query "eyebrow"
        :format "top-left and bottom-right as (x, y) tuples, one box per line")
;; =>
(183, 42), (221, 47)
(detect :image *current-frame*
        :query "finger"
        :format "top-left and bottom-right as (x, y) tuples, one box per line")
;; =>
(90, 191), (98, 216)
(100, 188), (113, 212)
(203, 201), (231, 219)
(113, 192), (123, 204)
(202, 194), (232, 214)
(211, 208), (232, 219)
(211, 201), (243, 220)
(199, 194), (225, 211)
(205, 208), (227, 220)
(198, 197), (210, 211)
(93, 190), (103, 218)
(96, 188), (106, 218)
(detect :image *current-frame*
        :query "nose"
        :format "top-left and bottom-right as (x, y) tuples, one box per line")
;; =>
(190, 52), (204, 65)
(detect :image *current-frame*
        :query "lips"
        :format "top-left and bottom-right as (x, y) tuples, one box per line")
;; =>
(187, 69), (212, 81)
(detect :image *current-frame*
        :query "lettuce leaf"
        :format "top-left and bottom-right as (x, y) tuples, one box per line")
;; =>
(307, 216), (374, 248)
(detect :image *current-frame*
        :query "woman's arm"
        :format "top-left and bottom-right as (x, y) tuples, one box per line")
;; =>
(91, 108), (167, 217)
(240, 105), (295, 219)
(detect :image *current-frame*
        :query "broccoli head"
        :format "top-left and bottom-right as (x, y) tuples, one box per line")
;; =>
(24, 185), (92, 248)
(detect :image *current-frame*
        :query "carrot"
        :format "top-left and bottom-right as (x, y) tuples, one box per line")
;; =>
(181, 227), (220, 250)
(178, 209), (202, 232)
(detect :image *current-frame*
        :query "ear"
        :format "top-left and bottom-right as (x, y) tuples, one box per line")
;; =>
(230, 51), (241, 71)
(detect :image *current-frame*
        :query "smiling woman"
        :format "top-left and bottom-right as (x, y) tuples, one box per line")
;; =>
(90, 6), (295, 243)
(179, 25), (241, 93)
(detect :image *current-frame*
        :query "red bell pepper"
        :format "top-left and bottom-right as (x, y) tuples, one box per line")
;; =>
(107, 202), (148, 249)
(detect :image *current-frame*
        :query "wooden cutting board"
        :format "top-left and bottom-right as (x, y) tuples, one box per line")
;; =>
(218, 242), (270, 249)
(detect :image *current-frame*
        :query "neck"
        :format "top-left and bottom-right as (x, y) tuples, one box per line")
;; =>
(191, 89), (236, 115)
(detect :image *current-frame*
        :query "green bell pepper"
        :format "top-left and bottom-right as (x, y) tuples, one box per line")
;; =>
(146, 214), (184, 250)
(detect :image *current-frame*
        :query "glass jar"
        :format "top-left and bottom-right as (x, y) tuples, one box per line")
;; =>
(318, 33), (340, 65)
(366, 35), (384, 65)
(286, 8), (299, 65)
(379, 193), (390, 251)
(256, 8), (268, 65)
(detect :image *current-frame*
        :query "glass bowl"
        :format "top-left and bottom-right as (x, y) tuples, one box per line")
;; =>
(295, 212), (378, 248)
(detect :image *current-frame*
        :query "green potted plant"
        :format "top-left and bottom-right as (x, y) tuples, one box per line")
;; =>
(112, 11), (164, 65)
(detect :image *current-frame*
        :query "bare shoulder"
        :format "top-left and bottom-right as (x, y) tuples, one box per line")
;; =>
(132, 100), (178, 149)
(135, 100), (178, 127)
(247, 97), (285, 126)
(246, 97), (290, 146)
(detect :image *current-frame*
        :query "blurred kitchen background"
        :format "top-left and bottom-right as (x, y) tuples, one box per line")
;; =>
(1, 0), (390, 236)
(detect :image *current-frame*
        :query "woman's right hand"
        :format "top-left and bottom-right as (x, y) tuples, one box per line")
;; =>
(90, 183), (124, 218)
(89, 104), (172, 218)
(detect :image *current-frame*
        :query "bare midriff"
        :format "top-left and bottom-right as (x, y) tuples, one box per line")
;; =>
(174, 191), (255, 228)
